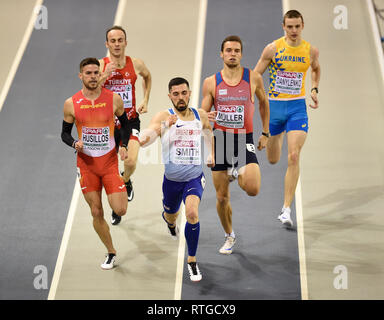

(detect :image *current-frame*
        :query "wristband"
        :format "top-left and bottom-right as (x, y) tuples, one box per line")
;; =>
(311, 87), (319, 93)
(262, 132), (270, 138)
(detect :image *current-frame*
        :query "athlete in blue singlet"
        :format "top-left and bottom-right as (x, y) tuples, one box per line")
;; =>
(139, 77), (214, 282)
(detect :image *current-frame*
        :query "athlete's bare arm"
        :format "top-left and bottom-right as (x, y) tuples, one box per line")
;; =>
(254, 42), (275, 75)
(139, 110), (172, 147)
(201, 76), (216, 122)
(251, 70), (270, 151)
(309, 46), (320, 109)
(113, 92), (125, 116)
(198, 109), (215, 168)
(63, 98), (75, 123)
(132, 57), (152, 114)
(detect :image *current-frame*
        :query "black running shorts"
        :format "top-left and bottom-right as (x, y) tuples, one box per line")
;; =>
(212, 130), (258, 171)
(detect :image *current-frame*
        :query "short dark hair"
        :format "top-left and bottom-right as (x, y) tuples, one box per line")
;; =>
(106, 25), (127, 41)
(79, 57), (100, 72)
(168, 77), (190, 92)
(283, 10), (304, 25)
(221, 35), (243, 52)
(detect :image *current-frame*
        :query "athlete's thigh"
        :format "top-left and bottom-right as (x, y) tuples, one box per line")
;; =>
(211, 170), (230, 198)
(83, 190), (103, 216)
(286, 130), (307, 154)
(266, 131), (285, 164)
(162, 176), (184, 214)
(286, 99), (308, 133)
(77, 165), (102, 195)
(107, 191), (127, 213)
(182, 174), (205, 202)
(102, 158), (126, 195)
(269, 100), (287, 136)
(126, 139), (140, 163)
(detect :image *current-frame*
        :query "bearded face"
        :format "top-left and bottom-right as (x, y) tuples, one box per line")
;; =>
(168, 83), (191, 112)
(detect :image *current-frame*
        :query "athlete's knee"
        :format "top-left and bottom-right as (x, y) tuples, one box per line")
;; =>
(90, 205), (103, 219)
(114, 205), (127, 217)
(288, 150), (300, 166)
(268, 156), (279, 165)
(267, 149), (280, 164)
(243, 181), (260, 197)
(124, 157), (137, 171)
(216, 192), (230, 206)
(185, 208), (199, 224)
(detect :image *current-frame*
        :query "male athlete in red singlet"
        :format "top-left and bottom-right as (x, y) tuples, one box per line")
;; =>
(201, 35), (270, 255)
(61, 58), (131, 270)
(99, 26), (152, 226)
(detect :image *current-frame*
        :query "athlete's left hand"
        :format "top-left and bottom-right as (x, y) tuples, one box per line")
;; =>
(206, 154), (215, 168)
(119, 146), (128, 161)
(207, 111), (217, 122)
(137, 101), (148, 114)
(309, 91), (319, 109)
(257, 135), (268, 151)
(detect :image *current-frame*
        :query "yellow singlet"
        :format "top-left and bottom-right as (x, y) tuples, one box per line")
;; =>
(268, 36), (311, 100)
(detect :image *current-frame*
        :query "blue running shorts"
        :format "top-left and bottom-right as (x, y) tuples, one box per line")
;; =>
(162, 173), (205, 214)
(269, 99), (308, 136)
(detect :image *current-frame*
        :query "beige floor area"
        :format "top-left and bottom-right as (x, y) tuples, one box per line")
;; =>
(0, 0), (38, 103)
(52, 0), (201, 300)
(288, 0), (384, 299)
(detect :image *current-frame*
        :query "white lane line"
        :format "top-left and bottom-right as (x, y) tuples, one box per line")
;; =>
(173, 205), (187, 300)
(367, 0), (384, 86)
(294, 176), (308, 300)
(173, 0), (208, 300)
(281, 0), (309, 301)
(0, 0), (43, 112)
(47, 179), (80, 300)
(47, 0), (126, 300)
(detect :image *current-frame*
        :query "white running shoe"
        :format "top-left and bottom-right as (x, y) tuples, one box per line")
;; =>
(278, 210), (293, 228)
(219, 236), (236, 255)
(101, 253), (116, 270)
(187, 262), (202, 282)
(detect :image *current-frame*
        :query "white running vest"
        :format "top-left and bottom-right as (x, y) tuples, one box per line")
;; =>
(161, 107), (203, 182)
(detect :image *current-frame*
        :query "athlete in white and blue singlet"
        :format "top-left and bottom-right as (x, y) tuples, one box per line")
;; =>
(139, 77), (214, 282)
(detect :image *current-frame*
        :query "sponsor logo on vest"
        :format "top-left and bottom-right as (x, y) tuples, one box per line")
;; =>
(80, 102), (106, 109)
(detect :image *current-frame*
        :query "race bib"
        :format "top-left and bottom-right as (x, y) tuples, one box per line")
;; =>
(274, 71), (303, 95)
(82, 127), (110, 151)
(173, 139), (201, 165)
(115, 85), (132, 109)
(105, 81), (133, 109)
(216, 105), (244, 128)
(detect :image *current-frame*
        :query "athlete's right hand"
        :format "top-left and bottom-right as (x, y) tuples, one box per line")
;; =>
(74, 140), (83, 152)
(309, 91), (319, 109)
(166, 114), (178, 127)
(104, 62), (117, 77)
(207, 111), (217, 122)
(257, 135), (268, 151)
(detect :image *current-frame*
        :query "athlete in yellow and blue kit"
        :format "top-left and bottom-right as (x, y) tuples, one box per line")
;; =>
(254, 10), (321, 228)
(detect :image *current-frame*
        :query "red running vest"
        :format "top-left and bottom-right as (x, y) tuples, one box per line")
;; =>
(214, 68), (254, 134)
(102, 56), (137, 120)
